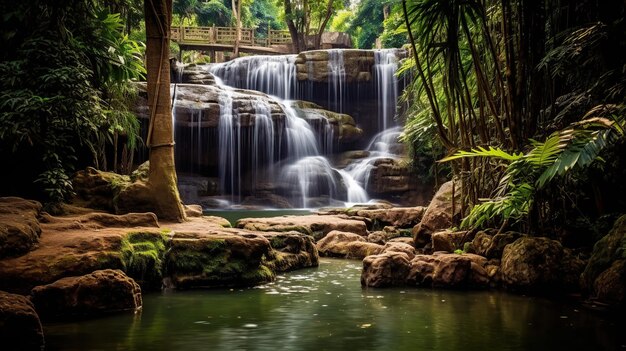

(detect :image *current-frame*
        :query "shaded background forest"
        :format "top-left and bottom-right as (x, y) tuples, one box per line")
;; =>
(0, 0), (624, 246)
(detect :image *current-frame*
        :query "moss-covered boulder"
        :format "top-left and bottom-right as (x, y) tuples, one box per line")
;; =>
(30, 269), (142, 320)
(263, 232), (319, 272)
(72, 167), (130, 212)
(501, 237), (584, 293)
(164, 231), (275, 289)
(0, 197), (42, 259)
(581, 214), (626, 306)
(0, 290), (45, 351)
(406, 253), (489, 289)
(466, 231), (526, 259)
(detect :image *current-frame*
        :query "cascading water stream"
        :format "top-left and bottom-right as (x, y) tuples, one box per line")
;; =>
(172, 49), (404, 208)
(374, 49), (400, 131)
(344, 127), (404, 190)
(208, 55), (298, 99)
(327, 49), (346, 113)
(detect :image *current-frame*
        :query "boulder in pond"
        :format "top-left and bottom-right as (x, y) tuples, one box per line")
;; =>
(580, 214), (626, 306)
(0, 290), (45, 351)
(30, 269), (142, 320)
(501, 237), (585, 293)
(467, 231), (526, 259)
(381, 242), (416, 260)
(316, 230), (382, 259)
(236, 215), (368, 240)
(407, 252), (489, 289)
(164, 230), (275, 289)
(431, 230), (472, 253)
(412, 181), (461, 248)
(262, 232), (319, 272)
(361, 252), (411, 288)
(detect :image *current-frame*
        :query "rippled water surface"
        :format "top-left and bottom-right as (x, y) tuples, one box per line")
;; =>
(45, 259), (625, 351)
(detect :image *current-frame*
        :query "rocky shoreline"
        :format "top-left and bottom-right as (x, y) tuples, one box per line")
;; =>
(1, 178), (624, 350)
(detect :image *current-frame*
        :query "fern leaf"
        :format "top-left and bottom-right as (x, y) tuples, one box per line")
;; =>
(537, 129), (613, 188)
(440, 146), (522, 163)
(526, 133), (565, 166)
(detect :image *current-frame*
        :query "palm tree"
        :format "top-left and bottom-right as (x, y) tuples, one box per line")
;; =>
(143, 0), (186, 222)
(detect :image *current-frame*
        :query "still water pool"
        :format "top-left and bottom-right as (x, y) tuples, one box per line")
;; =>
(45, 259), (625, 351)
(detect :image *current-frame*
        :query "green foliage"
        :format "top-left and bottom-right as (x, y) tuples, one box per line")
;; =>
(380, 7), (407, 48)
(348, 0), (387, 48)
(196, 0), (232, 27)
(330, 10), (353, 33)
(443, 114), (626, 229)
(0, 2), (145, 203)
(121, 231), (168, 284)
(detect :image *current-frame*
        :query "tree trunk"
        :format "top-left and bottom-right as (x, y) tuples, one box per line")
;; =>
(314, 0), (334, 50)
(232, 0), (241, 58)
(284, 0), (302, 52)
(144, 0), (186, 222)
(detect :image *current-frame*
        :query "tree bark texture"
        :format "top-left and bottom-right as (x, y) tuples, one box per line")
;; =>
(144, 0), (186, 222)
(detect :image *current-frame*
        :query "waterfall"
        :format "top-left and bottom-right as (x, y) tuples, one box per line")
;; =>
(208, 55), (297, 99)
(280, 101), (319, 159)
(327, 49), (346, 113)
(345, 127), (403, 189)
(374, 49), (400, 131)
(252, 99), (275, 188)
(171, 49), (405, 208)
(217, 89), (238, 202)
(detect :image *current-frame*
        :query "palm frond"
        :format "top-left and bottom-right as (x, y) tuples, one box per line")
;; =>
(439, 146), (523, 162)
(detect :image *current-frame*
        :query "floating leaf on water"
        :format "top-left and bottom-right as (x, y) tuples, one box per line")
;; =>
(359, 324), (372, 329)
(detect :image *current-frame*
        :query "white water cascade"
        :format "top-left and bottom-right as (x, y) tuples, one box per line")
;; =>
(345, 127), (404, 190)
(170, 49), (404, 208)
(374, 49), (400, 131)
(208, 55), (298, 99)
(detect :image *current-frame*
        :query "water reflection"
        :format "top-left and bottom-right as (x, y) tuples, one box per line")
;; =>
(45, 259), (625, 351)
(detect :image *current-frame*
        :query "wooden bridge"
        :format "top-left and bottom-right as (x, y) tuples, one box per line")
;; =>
(171, 26), (294, 55)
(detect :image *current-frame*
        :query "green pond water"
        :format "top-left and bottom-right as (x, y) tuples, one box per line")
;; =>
(44, 259), (625, 351)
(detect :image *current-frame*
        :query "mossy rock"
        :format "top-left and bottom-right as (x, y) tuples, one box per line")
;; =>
(165, 235), (275, 289)
(120, 231), (168, 288)
(581, 214), (626, 293)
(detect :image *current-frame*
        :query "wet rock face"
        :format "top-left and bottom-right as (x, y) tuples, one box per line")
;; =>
(407, 253), (489, 289)
(500, 237), (584, 292)
(0, 290), (45, 351)
(165, 230), (273, 289)
(30, 269), (142, 320)
(262, 232), (319, 272)
(0, 197), (42, 259)
(318, 205), (426, 229)
(361, 252), (411, 288)
(236, 215), (368, 240)
(295, 50), (376, 83)
(412, 181), (461, 248)
(316, 230), (382, 259)
(467, 231), (526, 259)
(581, 214), (626, 306)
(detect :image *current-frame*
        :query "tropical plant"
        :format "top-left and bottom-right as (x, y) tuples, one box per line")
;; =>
(441, 110), (626, 231)
(0, 1), (145, 204)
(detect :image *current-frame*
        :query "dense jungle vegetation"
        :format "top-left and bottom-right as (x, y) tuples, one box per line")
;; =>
(0, 0), (625, 243)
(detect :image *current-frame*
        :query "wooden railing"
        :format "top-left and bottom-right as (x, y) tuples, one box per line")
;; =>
(171, 26), (292, 47)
